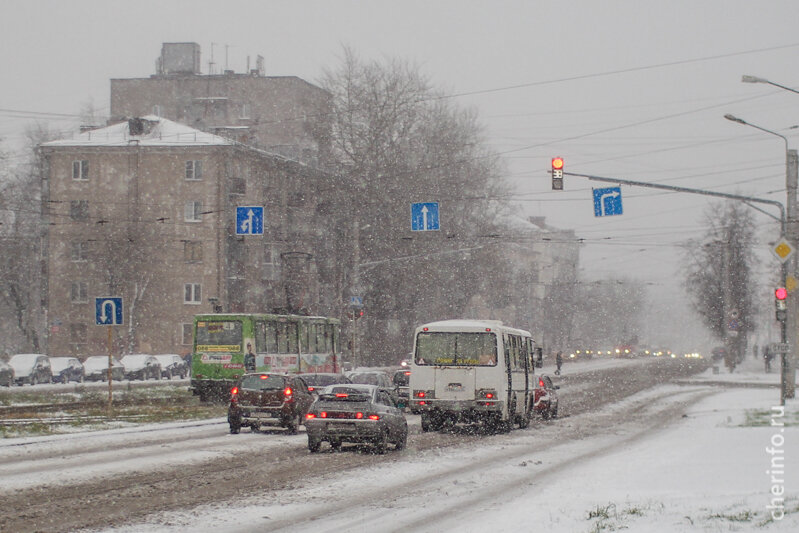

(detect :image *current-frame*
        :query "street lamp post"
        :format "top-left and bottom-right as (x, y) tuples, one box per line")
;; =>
(725, 112), (797, 404)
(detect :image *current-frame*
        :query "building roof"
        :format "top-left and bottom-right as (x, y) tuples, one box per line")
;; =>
(42, 116), (234, 147)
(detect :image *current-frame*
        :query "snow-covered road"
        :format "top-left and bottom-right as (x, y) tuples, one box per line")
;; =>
(4, 356), (795, 532)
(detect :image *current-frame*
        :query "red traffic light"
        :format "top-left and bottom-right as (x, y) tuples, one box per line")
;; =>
(551, 157), (564, 170)
(775, 287), (788, 300)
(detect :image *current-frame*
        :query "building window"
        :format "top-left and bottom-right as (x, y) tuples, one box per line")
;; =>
(184, 283), (202, 304)
(70, 281), (88, 303)
(69, 323), (87, 344)
(185, 160), (203, 181)
(71, 241), (88, 261)
(70, 200), (89, 221)
(183, 241), (203, 263)
(239, 103), (250, 119)
(182, 323), (193, 345)
(153, 104), (162, 117)
(184, 201), (203, 222)
(72, 160), (89, 181)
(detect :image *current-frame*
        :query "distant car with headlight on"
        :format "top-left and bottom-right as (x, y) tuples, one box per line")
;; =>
(305, 384), (408, 454)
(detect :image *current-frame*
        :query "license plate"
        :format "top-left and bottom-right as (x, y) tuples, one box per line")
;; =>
(327, 422), (356, 431)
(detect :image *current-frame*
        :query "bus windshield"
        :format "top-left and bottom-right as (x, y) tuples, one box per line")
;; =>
(195, 320), (243, 351)
(415, 331), (497, 366)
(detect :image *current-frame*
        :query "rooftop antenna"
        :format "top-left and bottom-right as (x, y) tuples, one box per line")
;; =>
(208, 42), (217, 75)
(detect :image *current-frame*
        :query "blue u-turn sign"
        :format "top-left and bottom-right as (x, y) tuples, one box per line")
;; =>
(95, 297), (123, 325)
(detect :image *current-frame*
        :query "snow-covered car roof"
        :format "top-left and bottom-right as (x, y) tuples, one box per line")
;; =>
(120, 354), (157, 370)
(153, 354), (182, 364)
(9, 353), (47, 372)
(49, 357), (81, 372)
(83, 356), (122, 372)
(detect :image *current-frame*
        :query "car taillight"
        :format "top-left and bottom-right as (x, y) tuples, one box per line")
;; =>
(320, 411), (328, 418)
(355, 412), (364, 419)
(368, 414), (380, 421)
(306, 413), (316, 419)
(284, 387), (293, 397)
(414, 390), (433, 399)
(308, 386), (315, 392)
(477, 389), (497, 400)
(230, 386), (239, 402)
(539, 379), (545, 388)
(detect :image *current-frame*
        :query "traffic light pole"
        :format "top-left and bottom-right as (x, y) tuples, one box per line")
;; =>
(563, 170), (791, 405)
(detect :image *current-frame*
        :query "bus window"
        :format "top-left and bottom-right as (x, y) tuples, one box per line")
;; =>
(307, 323), (318, 353)
(287, 322), (298, 353)
(415, 331), (497, 366)
(195, 320), (242, 351)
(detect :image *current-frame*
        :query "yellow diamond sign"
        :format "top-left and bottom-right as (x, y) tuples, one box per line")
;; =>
(773, 238), (794, 263)
(787, 275), (797, 293)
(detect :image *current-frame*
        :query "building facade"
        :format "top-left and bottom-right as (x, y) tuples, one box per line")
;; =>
(40, 116), (334, 357)
(110, 42), (331, 166)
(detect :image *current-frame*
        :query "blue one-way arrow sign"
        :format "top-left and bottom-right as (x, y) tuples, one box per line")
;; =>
(593, 187), (623, 217)
(95, 297), (123, 325)
(236, 206), (264, 235)
(411, 202), (440, 231)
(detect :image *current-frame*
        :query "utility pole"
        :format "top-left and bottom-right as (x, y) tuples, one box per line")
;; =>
(786, 149), (798, 398)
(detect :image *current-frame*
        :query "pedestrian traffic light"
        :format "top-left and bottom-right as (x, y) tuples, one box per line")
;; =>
(551, 157), (564, 190)
(355, 309), (365, 320)
(775, 287), (787, 322)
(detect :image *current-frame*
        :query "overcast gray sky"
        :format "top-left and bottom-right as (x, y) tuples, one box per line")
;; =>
(3, 0), (799, 347)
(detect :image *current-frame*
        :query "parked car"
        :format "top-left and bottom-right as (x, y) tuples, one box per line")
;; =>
(8, 353), (52, 386)
(0, 360), (14, 387)
(228, 373), (314, 434)
(49, 356), (84, 384)
(392, 368), (411, 409)
(153, 354), (188, 379)
(301, 373), (351, 396)
(120, 354), (162, 381)
(533, 374), (559, 419)
(83, 356), (125, 382)
(305, 384), (408, 454)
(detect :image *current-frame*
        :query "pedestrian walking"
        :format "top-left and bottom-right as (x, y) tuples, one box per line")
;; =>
(555, 351), (563, 375)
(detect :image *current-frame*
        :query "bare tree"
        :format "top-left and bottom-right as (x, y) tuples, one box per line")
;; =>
(683, 200), (758, 366)
(0, 124), (55, 353)
(317, 48), (512, 363)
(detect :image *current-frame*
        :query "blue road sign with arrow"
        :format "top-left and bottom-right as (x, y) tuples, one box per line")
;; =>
(593, 187), (623, 217)
(411, 202), (440, 231)
(95, 297), (123, 325)
(236, 206), (264, 235)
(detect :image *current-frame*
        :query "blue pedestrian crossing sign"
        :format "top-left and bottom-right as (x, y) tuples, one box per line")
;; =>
(593, 187), (623, 217)
(95, 297), (123, 325)
(411, 202), (440, 231)
(236, 206), (264, 235)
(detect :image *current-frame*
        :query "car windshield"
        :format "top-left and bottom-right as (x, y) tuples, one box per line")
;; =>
(239, 374), (286, 390)
(415, 332), (497, 366)
(318, 385), (374, 402)
(348, 373), (384, 385)
(303, 374), (347, 386)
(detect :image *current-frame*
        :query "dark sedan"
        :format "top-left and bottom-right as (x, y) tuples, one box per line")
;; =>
(305, 384), (408, 454)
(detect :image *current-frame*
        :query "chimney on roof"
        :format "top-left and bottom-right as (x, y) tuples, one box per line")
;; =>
(128, 117), (157, 136)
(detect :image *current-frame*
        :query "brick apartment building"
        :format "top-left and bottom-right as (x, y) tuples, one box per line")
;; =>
(39, 116), (335, 357)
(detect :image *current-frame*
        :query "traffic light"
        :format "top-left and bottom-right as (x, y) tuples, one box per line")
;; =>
(355, 308), (365, 320)
(775, 287), (787, 322)
(551, 157), (564, 190)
